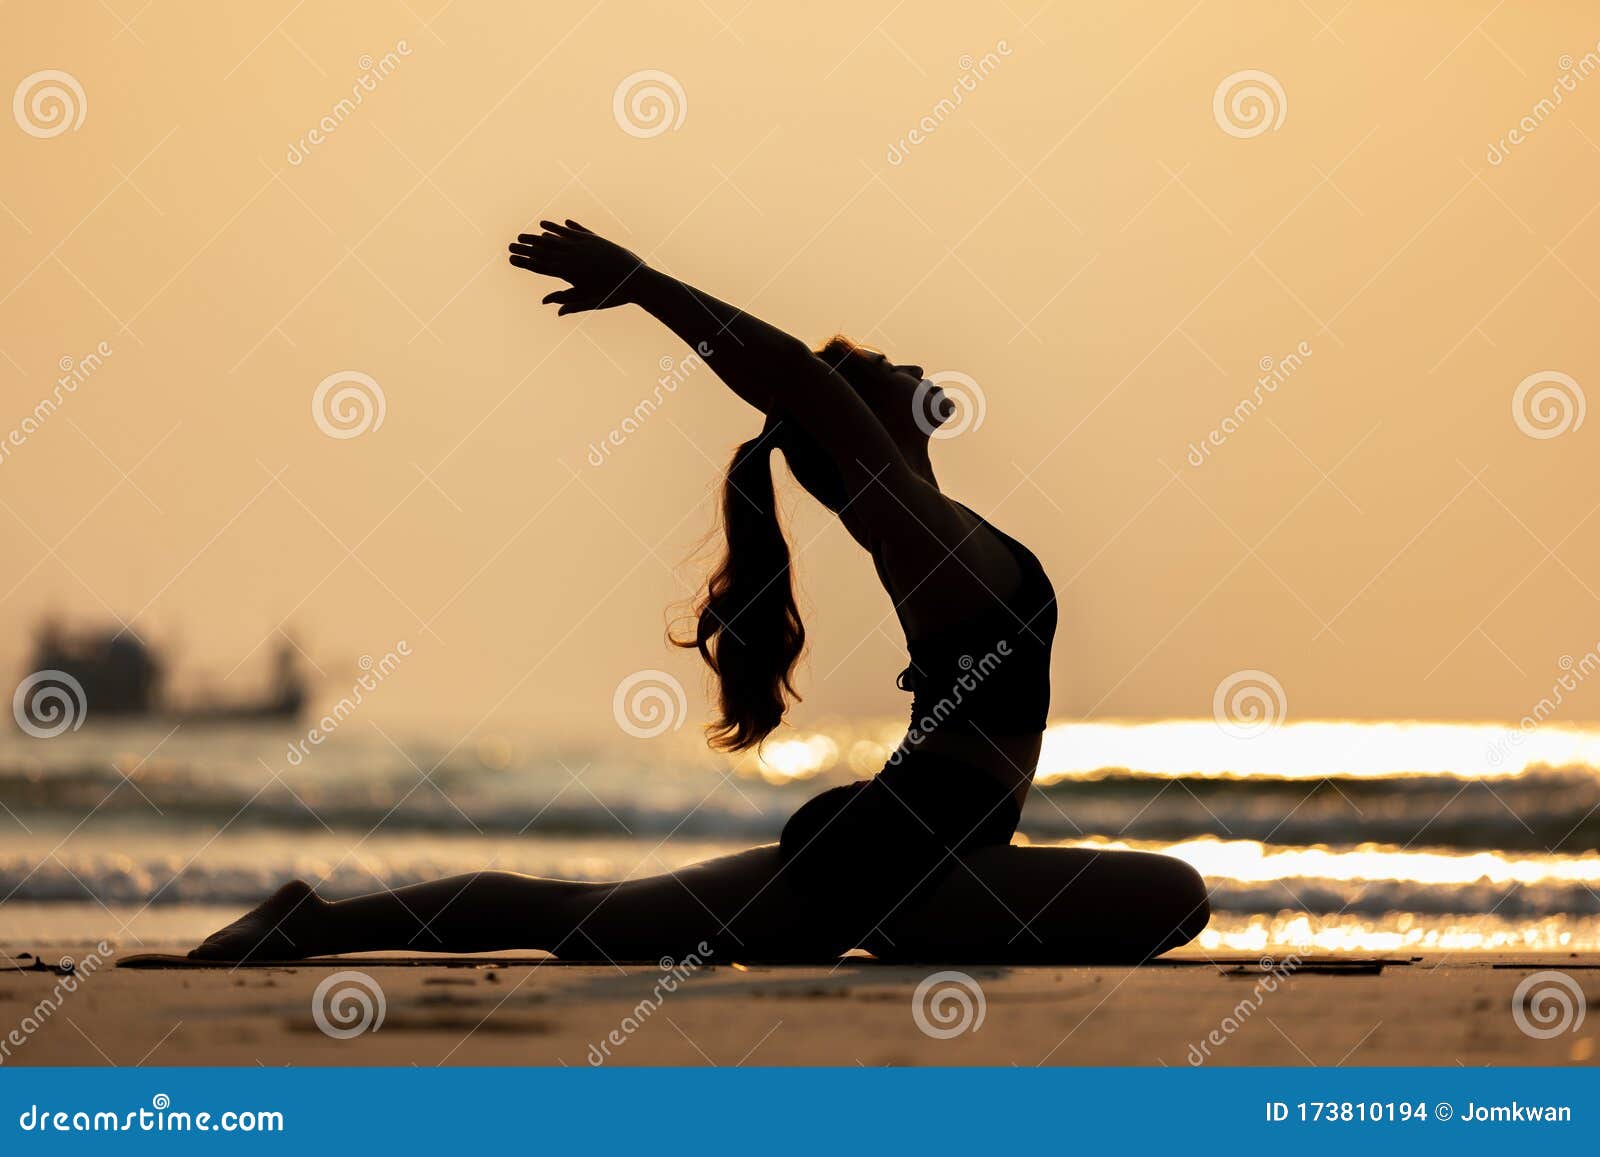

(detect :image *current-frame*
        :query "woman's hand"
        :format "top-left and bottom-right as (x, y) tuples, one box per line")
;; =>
(507, 219), (648, 315)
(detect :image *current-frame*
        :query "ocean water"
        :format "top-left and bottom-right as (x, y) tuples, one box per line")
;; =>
(3, 719), (1599, 954)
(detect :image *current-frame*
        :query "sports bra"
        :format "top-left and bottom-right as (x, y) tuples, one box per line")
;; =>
(887, 505), (1057, 737)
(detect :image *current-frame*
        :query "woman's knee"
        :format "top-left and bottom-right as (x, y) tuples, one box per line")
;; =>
(1151, 855), (1210, 949)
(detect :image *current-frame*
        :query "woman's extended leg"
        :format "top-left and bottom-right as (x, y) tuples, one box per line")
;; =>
(188, 846), (846, 963)
(190, 844), (1208, 964)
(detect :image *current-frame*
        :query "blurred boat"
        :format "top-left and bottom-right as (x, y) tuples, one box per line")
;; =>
(20, 621), (304, 727)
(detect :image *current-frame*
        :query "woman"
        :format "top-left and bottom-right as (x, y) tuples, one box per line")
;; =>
(191, 220), (1208, 964)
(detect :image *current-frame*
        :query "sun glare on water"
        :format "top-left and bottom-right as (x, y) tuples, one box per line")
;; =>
(1036, 720), (1600, 781)
(742, 719), (1600, 783)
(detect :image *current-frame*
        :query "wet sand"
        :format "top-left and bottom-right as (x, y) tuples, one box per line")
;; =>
(2, 949), (1596, 1067)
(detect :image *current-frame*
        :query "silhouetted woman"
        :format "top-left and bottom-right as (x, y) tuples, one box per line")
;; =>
(192, 220), (1208, 963)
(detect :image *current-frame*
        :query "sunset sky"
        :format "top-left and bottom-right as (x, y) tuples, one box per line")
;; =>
(4, 1), (1599, 739)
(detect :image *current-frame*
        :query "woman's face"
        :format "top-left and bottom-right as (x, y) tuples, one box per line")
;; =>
(840, 349), (940, 440)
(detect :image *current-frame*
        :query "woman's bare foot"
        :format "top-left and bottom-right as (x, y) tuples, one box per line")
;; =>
(189, 880), (331, 961)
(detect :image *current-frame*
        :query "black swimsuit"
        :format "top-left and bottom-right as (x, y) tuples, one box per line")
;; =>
(777, 505), (1057, 949)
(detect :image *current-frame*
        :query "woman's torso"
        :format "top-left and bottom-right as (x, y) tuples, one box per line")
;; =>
(869, 503), (1057, 806)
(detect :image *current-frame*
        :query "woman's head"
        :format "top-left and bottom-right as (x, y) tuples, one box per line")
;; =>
(816, 335), (944, 449)
(673, 335), (932, 752)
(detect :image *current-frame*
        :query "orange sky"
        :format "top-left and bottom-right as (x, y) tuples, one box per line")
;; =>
(3, 2), (1599, 738)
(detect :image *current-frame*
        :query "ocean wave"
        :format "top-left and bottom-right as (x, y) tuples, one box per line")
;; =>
(5, 841), (1600, 919)
(5, 762), (1600, 851)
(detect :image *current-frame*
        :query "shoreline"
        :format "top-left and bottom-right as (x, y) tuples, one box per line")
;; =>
(3, 948), (1595, 1067)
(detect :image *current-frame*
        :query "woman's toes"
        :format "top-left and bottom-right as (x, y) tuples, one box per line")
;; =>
(187, 879), (326, 961)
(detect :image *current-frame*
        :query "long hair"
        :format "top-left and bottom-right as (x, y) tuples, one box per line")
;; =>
(674, 338), (866, 752)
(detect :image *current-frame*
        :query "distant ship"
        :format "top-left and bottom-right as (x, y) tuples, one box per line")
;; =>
(18, 621), (305, 728)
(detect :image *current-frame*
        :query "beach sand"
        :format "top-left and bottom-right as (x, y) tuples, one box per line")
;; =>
(4, 949), (1597, 1067)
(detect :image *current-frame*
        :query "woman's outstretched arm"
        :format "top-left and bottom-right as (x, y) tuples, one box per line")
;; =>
(508, 220), (909, 485)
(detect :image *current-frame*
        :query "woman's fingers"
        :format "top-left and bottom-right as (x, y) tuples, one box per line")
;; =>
(507, 237), (572, 275)
(508, 219), (611, 307)
(513, 232), (570, 250)
(508, 254), (558, 275)
(533, 285), (599, 316)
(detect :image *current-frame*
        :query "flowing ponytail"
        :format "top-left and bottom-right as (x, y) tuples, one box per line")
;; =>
(673, 425), (807, 752)
(674, 338), (871, 751)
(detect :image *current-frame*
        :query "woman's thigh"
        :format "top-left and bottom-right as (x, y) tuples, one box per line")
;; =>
(565, 845), (855, 962)
(568, 843), (1209, 964)
(868, 845), (1211, 963)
